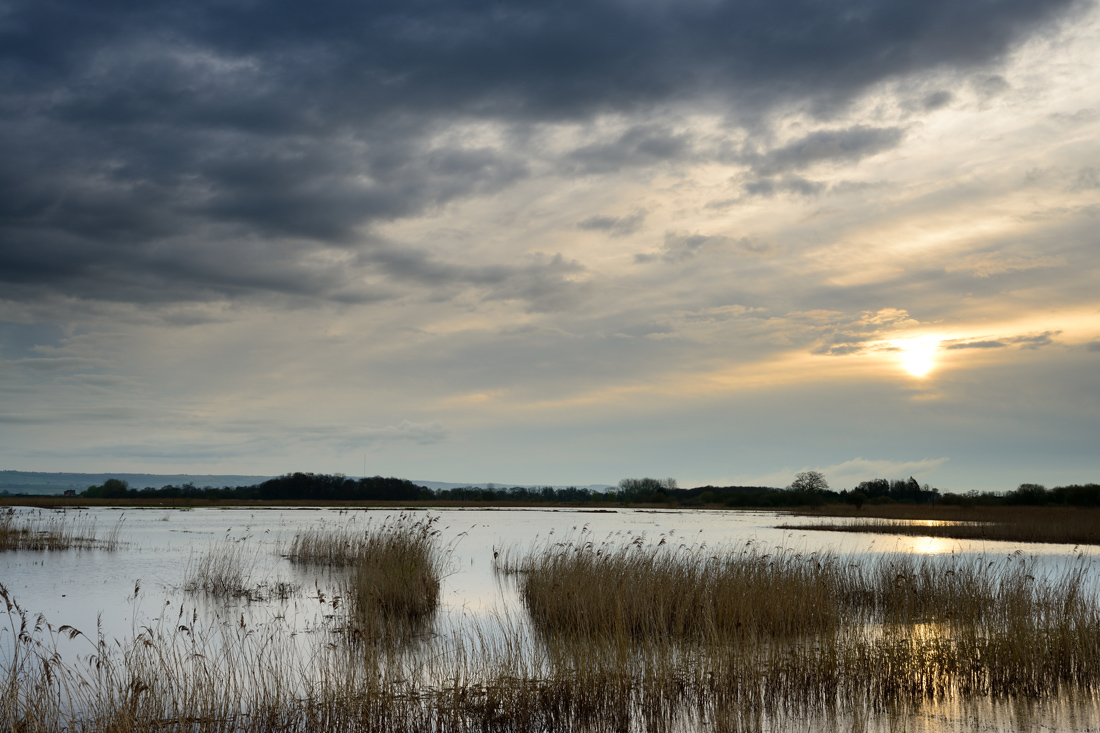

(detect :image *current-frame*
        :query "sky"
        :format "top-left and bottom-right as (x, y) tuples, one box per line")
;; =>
(1, 0), (1099, 491)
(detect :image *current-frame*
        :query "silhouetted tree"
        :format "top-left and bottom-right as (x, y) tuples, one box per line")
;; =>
(788, 471), (828, 492)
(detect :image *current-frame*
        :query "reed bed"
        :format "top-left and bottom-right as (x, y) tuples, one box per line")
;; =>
(497, 534), (1100, 700)
(4, 582), (1100, 733)
(0, 507), (123, 551)
(498, 537), (846, 640)
(4, 532), (1100, 732)
(783, 505), (1100, 545)
(285, 513), (446, 633)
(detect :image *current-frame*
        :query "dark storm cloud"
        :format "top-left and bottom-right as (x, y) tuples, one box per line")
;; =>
(0, 0), (1081, 306)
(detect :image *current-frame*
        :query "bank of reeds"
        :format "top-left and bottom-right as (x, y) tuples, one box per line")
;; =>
(285, 513), (445, 633)
(497, 535), (1100, 699)
(783, 505), (1100, 545)
(500, 538), (846, 640)
(0, 507), (123, 551)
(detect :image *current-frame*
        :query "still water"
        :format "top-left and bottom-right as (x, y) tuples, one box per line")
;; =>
(2, 505), (1098, 732)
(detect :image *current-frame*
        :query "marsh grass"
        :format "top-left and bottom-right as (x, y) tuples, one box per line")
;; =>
(498, 536), (845, 640)
(783, 505), (1100, 545)
(4, 531), (1100, 732)
(498, 534), (1100, 701)
(182, 537), (300, 601)
(286, 513), (446, 635)
(0, 507), (122, 551)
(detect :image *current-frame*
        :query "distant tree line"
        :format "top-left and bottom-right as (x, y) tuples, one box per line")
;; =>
(82, 474), (426, 501)
(68, 472), (1100, 508)
(954, 482), (1100, 508)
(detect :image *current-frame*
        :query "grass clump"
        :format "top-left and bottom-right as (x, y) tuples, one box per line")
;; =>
(0, 508), (122, 551)
(286, 513), (445, 632)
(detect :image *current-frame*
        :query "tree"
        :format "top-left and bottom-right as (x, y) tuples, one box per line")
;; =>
(617, 477), (678, 504)
(788, 470), (828, 492)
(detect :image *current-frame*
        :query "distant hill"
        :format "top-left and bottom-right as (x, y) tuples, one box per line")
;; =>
(0, 470), (273, 496)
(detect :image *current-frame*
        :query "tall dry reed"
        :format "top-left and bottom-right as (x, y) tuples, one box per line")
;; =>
(499, 536), (845, 640)
(0, 507), (123, 551)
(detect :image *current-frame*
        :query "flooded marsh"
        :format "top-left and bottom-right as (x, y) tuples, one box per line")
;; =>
(3, 506), (1100, 731)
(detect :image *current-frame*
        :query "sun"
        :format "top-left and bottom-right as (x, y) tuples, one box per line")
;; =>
(894, 337), (940, 378)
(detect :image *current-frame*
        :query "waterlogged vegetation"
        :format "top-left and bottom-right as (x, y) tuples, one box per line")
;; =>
(496, 534), (1100, 700)
(182, 538), (301, 601)
(3, 507), (1100, 731)
(0, 507), (123, 551)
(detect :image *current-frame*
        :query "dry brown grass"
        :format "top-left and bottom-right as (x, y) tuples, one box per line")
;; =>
(781, 505), (1100, 545)
(0, 507), (123, 551)
(499, 536), (846, 640)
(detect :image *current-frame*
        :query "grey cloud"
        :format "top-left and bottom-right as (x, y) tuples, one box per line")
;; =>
(946, 340), (1007, 350)
(1074, 167), (1100, 190)
(5, 357), (103, 372)
(973, 74), (1011, 97)
(946, 331), (1061, 351)
(0, 413), (48, 425)
(1010, 331), (1060, 349)
(577, 210), (647, 237)
(1087, 342), (1100, 352)
(0, 0), (1080, 308)
(805, 308), (919, 356)
(748, 126), (906, 177)
(565, 127), (691, 175)
(744, 176), (827, 198)
(636, 232), (763, 264)
(922, 90), (954, 110)
(293, 420), (448, 447)
(367, 247), (587, 312)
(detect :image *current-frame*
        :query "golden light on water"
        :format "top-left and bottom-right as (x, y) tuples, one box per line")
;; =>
(894, 337), (940, 378)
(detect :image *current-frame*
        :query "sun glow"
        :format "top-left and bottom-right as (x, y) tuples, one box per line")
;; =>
(894, 337), (940, 377)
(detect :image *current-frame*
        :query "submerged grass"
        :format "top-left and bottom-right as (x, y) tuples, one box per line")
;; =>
(182, 537), (300, 601)
(0, 507), (123, 551)
(783, 505), (1100, 545)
